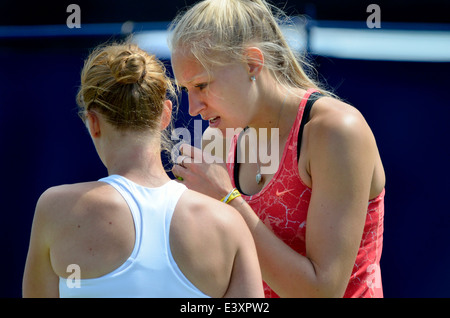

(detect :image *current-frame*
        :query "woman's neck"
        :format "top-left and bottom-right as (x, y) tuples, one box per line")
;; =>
(103, 133), (171, 188)
(249, 86), (305, 141)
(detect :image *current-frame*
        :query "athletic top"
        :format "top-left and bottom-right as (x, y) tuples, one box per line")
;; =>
(227, 89), (384, 298)
(59, 175), (209, 298)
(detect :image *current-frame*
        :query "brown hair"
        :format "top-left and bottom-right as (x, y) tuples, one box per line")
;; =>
(76, 40), (176, 132)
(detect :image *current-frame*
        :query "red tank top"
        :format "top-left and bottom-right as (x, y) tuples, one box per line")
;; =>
(226, 89), (384, 298)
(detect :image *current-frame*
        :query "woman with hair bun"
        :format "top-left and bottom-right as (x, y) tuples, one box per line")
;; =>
(23, 41), (263, 298)
(170, 0), (385, 298)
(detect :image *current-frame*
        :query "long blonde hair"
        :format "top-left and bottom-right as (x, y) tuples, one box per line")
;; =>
(169, 0), (328, 95)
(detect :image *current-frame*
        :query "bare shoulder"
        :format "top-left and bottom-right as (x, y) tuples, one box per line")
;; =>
(35, 183), (91, 225)
(309, 96), (374, 141)
(300, 96), (381, 185)
(36, 181), (135, 278)
(304, 96), (378, 163)
(170, 189), (248, 297)
(172, 189), (245, 242)
(36, 181), (121, 223)
(34, 182), (113, 248)
(302, 96), (385, 197)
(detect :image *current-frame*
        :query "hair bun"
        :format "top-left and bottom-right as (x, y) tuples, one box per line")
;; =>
(110, 52), (146, 84)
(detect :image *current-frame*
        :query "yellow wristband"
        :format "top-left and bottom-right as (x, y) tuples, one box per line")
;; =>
(221, 188), (241, 204)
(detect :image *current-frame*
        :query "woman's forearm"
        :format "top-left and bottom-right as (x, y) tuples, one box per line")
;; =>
(228, 196), (336, 298)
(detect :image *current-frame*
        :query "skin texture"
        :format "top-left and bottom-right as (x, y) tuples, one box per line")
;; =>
(171, 47), (385, 297)
(22, 103), (264, 298)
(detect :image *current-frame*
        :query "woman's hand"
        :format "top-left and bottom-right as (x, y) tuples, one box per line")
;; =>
(172, 143), (233, 200)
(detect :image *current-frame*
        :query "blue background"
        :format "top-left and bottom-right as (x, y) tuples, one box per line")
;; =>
(1, 0), (449, 298)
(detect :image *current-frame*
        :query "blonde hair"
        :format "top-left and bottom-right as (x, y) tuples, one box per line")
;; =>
(169, 0), (328, 95)
(76, 40), (176, 152)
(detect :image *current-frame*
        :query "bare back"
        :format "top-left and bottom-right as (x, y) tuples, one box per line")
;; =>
(23, 179), (263, 297)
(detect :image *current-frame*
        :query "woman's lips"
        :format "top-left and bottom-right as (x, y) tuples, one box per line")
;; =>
(208, 116), (220, 128)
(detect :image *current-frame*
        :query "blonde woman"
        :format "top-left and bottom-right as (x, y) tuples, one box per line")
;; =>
(170, 0), (385, 298)
(22, 41), (263, 298)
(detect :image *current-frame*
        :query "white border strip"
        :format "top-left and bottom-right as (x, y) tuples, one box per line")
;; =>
(310, 27), (450, 62)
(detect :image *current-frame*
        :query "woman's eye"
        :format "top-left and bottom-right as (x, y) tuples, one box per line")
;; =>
(195, 83), (207, 90)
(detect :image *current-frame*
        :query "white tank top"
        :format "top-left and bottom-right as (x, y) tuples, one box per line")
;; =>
(59, 174), (209, 298)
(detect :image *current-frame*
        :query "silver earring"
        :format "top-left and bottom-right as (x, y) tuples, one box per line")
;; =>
(250, 75), (256, 81)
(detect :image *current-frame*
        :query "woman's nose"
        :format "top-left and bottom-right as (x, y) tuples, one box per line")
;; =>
(188, 93), (206, 117)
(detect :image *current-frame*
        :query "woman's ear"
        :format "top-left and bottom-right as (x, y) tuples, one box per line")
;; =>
(245, 46), (264, 79)
(86, 111), (101, 138)
(160, 100), (173, 130)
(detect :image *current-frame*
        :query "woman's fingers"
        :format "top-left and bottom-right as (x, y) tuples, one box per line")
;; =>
(172, 144), (232, 199)
(172, 163), (186, 181)
(179, 143), (204, 162)
(175, 155), (190, 168)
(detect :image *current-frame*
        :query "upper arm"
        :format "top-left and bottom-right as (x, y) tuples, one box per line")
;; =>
(23, 189), (60, 298)
(221, 204), (264, 298)
(305, 106), (376, 296)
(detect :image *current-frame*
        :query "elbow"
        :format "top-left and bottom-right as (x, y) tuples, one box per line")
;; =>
(307, 283), (346, 298)
(304, 258), (349, 298)
(275, 275), (347, 298)
(284, 269), (348, 298)
(305, 273), (348, 298)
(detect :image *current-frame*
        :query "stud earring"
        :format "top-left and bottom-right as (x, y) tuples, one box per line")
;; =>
(250, 75), (256, 81)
